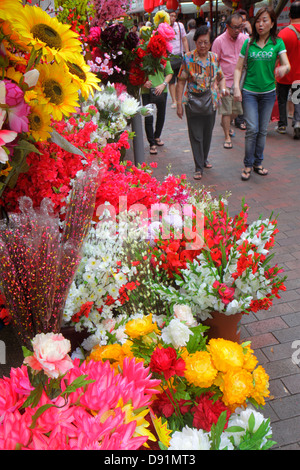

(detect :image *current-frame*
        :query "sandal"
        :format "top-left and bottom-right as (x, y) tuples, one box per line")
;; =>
(241, 168), (252, 181)
(223, 141), (233, 149)
(150, 146), (157, 155)
(253, 166), (268, 176)
(155, 138), (164, 146)
(204, 161), (213, 169)
(229, 128), (235, 137)
(193, 171), (202, 180)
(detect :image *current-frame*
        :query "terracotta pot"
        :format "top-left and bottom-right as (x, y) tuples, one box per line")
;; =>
(202, 311), (243, 343)
(60, 326), (89, 352)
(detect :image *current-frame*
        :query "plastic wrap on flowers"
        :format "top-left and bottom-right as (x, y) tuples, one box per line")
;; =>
(0, 163), (102, 347)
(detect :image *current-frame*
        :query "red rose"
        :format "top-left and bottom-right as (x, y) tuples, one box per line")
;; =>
(150, 346), (185, 380)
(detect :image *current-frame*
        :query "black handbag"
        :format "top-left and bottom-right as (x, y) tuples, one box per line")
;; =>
(186, 88), (214, 115)
(185, 53), (214, 115)
(149, 88), (165, 104)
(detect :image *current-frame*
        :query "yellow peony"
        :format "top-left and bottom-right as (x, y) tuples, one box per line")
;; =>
(88, 343), (126, 369)
(153, 10), (170, 27)
(251, 365), (270, 406)
(184, 351), (218, 388)
(125, 314), (160, 339)
(208, 338), (245, 372)
(220, 368), (254, 409)
(242, 344), (258, 371)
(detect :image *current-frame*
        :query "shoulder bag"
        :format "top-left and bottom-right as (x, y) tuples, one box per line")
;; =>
(170, 22), (183, 70)
(230, 39), (250, 95)
(185, 53), (214, 115)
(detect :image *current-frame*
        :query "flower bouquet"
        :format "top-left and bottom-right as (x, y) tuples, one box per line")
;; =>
(87, 12), (175, 94)
(87, 310), (275, 450)
(0, 0), (100, 209)
(0, 331), (161, 450)
(153, 199), (286, 323)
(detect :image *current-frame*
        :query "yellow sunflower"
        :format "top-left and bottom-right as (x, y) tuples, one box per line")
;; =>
(0, 0), (22, 21)
(36, 62), (79, 121)
(27, 103), (52, 142)
(66, 53), (101, 99)
(13, 5), (81, 63)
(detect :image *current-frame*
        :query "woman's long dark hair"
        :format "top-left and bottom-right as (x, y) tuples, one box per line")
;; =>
(251, 7), (278, 45)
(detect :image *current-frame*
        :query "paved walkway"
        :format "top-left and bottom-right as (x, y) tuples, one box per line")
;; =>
(0, 101), (299, 449)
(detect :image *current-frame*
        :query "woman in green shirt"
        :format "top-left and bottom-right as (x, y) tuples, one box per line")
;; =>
(233, 7), (290, 181)
(141, 61), (173, 155)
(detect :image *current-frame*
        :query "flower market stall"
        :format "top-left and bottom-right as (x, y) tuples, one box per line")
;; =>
(0, 0), (286, 451)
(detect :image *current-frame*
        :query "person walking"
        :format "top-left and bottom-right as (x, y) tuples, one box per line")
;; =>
(186, 18), (196, 51)
(276, 1), (300, 139)
(168, 10), (189, 108)
(176, 25), (226, 181)
(212, 13), (248, 149)
(233, 7), (290, 181)
(141, 62), (173, 155)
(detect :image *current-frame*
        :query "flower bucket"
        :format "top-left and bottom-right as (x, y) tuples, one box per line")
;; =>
(202, 311), (243, 343)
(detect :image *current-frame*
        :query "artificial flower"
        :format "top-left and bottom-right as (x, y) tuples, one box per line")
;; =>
(149, 346), (185, 380)
(125, 314), (160, 339)
(168, 425), (211, 450)
(153, 10), (171, 27)
(208, 338), (245, 373)
(66, 53), (101, 99)
(161, 318), (193, 349)
(184, 351), (218, 388)
(220, 368), (254, 409)
(27, 103), (52, 141)
(35, 62), (79, 120)
(13, 4), (81, 63)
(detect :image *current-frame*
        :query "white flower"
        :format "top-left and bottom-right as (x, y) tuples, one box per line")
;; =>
(169, 426), (211, 450)
(120, 96), (140, 116)
(161, 318), (193, 348)
(23, 69), (39, 87)
(173, 304), (197, 327)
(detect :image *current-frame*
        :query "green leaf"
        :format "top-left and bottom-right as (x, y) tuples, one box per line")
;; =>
(22, 346), (33, 358)
(60, 375), (94, 397)
(210, 411), (228, 450)
(30, 403), (56, 429)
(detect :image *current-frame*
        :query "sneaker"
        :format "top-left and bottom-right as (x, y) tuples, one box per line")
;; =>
(293, 127), (300, 140)
(276, 125), (287, 134)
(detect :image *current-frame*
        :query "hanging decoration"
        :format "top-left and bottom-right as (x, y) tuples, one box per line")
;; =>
(144, 0), (155, 13)
(166, 0), (179, 11)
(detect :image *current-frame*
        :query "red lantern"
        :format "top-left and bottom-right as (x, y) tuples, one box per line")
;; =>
(192, 0), (206, 6)
(144, 0), (154, 13)
(166, 0), (179, 10)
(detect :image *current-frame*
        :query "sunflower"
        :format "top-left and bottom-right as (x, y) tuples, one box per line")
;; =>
(66, 53), (101, 99)
(27, 103), (52, 142)
(36, 62), (79, 121)
(0, 0), (22, 21)
(13, 5), (81, 63)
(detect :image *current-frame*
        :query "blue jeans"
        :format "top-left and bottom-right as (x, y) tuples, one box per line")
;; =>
(242, 89), (276, 168)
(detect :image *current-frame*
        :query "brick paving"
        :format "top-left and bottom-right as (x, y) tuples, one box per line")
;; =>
(0, 101), (299, 449)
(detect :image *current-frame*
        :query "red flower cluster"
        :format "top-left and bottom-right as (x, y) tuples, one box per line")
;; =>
(191, 392), (231, 432)
(149, 346), (185, 380)
(71, 301), (94, 323)
(147, 33), (167, 59)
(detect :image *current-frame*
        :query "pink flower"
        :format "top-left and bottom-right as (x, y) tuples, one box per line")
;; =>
(7, 100), (30, 133)
(157, 22), (175, 41)
(24, 333), (73, 379)
(3, 80), (24, 107)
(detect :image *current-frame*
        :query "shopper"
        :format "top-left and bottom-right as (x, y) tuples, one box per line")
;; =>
(212, 13), (248, 149)
(141, 62), (173, 155)
(233, 7), (290, 181)
(176, 25), (226, 180)
(168, 10), (189, 108)
(186, 18), (196, 51)
(276, 1), (300, 139)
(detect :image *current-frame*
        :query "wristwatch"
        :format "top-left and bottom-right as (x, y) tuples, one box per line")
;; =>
(163, 81), (167, 87)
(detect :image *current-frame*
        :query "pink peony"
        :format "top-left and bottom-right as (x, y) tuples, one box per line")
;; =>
(157, 22), (175, 41)
(3, 80), (24, 107)
(24, 332), (73, 379)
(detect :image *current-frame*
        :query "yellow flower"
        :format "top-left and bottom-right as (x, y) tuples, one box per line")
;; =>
(0, 0), (22, 21)
(184, 351), (218, 388)
(153, 10), (170, 27)
(27, 103), (52, 142)
(150, 413), (172, 448)
(121, 403), (156, 445)
(66, 53), (101, 100)
(220, 369), (254, 409)
(12, 4), (81, 63)
(0, 162), (12, 177)
(208, 338), (245, 372)
(36, 62), (79, 121)
(125, 314), (160, 339)
(251, 365), (270, 406)
(242, 344), (258, 371)
(88, 343), (126, 369)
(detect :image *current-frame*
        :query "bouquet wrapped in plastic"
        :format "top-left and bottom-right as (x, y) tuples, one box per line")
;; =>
(0, 163), (102, 347)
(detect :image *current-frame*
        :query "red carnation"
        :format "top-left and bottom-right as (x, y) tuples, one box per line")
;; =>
(128, 64), (146, 86)
(191, 393), (231, 432)
(150, 346), (185, 380)
(147, 34), (167, 58)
